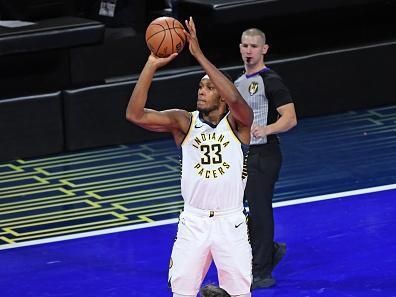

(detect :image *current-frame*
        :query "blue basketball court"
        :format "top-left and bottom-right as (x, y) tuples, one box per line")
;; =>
(1, 105), (396, 296)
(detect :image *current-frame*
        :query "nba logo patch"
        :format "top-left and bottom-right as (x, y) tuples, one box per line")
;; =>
(248, 81), (259, 96)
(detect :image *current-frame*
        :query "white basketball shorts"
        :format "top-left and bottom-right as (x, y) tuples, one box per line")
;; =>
(168, 205), (252, 296)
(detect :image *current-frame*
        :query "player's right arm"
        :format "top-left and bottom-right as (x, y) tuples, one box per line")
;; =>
(126, 54), (190, 134)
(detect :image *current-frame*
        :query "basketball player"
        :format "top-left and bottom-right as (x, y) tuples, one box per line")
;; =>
(126, 17), (253, 297)
(234, 28), (297, 289)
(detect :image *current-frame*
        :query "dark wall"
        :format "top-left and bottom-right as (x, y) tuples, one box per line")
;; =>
(76, 0), (147, 31)
(0, 92), (64, 161)
(0, 49), (70, 99)
(63, 68), (203, 151)
(171, 0), (396, 67)
(63, 82), (161, 151)
(0, 17), (105, 99)
(0, 0), (75, 20)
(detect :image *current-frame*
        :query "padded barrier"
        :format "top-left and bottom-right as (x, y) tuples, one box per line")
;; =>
(0, 17), (105, 99)
(0, 92), (63, 162)
(69, 27), (150, 85)
(0, 16), (104, 56)
(0, 49), (70, 100)
(63, 67), (203, 151)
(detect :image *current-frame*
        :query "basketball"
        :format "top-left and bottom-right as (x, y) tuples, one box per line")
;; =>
(145, 17), (186, 58)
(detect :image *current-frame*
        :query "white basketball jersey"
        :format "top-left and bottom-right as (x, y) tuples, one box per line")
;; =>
(180, 111), (249, 210)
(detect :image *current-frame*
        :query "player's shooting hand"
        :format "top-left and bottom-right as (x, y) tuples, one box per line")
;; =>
(147, 52), (178, 69)
(184, 16), (203, 58)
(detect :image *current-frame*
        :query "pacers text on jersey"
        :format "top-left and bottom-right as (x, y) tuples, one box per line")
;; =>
(192, 132), (231, 179)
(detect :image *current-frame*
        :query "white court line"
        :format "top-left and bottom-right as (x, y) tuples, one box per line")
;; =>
(272, 183), (396, 207)
(1, 183), (395, 251)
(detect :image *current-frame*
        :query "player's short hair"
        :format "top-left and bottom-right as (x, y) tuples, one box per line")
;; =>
(242, 28), (266, 44)
(200, 284), (231, 297)
(201, 70), (233, 82)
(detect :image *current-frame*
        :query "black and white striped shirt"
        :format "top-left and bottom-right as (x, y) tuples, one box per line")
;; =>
(235, 67), (293, 145)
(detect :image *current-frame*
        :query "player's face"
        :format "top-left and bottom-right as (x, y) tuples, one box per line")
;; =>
(197, 78), (221, 113)
(240, 34), (268, 66)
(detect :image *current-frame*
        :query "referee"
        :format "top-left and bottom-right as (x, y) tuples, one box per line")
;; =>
(235, 28), (297, 290)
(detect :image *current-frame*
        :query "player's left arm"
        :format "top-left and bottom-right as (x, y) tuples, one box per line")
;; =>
(184, 16), (253, 130)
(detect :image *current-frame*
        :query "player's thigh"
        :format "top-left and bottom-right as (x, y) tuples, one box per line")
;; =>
(213, 213), (252, 295)
(169, 213), (212, 295)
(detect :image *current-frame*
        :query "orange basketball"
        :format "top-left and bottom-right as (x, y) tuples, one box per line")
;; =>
(145, 17), (186, 58)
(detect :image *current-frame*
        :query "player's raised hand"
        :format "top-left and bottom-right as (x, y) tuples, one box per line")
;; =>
(147, 52), (178, 69)
(184, 17), (203, 58)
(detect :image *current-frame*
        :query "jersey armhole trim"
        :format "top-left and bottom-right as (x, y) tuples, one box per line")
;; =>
(225, 115), (243, 145)
(180, 112), (194, 146)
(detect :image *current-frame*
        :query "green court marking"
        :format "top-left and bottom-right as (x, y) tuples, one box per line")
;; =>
(18, 152), (146, 168)
(137, 215), (155, 223)
(138, 208), (182, 219)
(34, 168), (50, 176)
(0, 141), (185, 246)
(76, 175), (180, 193)
(11, 217), (142, 242)
(86, 184), (180, 199)
(41, 157), (163, 180)
(2, 228), (18, 236)
(0, 164), (24, 176)
(0, 236), (14, 244)
(6, 212), (128, 236)
(99, 188), (181, 204)
(86, 192), (102, 199)
(164, 164), (180, 172)
(140, 144), (176, 153)
(35, 152), (152, 172)
(118, 200), (184, 213)
(0, 175), (46, 184)
(15, 145), (133, 165)
(43, 159), (167, 180)
(112, 193), (182, 211)
(0, 186), (70, 199)
(0, 176), (49, 191)
(0, 172), (40, 180)
(63, 172), (180, 191)
(57, 164), (174, 187)
(0, 203), (108, 225)
(0, 195), (89, 212)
